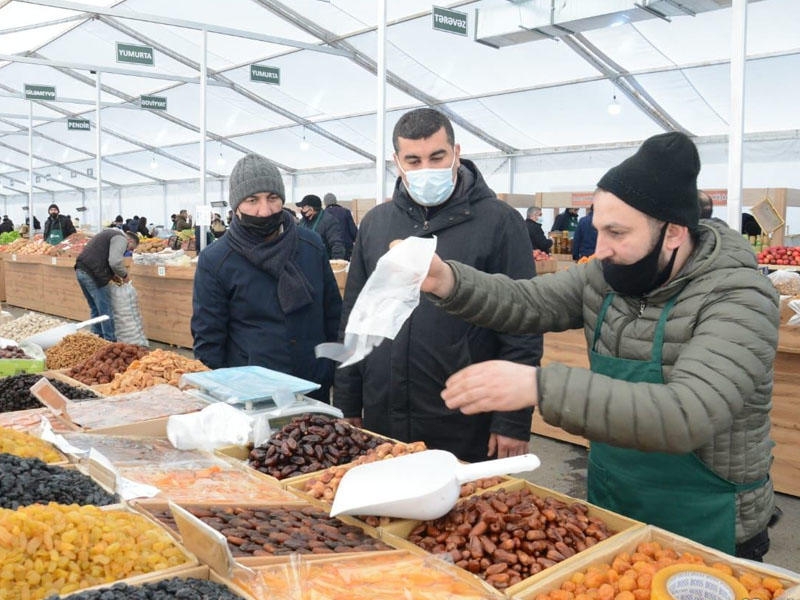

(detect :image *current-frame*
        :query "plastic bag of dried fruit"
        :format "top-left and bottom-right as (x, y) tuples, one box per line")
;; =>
(768, 270), (800, 295)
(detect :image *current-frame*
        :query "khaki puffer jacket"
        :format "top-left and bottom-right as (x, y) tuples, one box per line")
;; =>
(437, 220), (779, 543)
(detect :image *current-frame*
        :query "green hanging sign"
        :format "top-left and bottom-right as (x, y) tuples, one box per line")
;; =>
(24, 84), (57, 101)
(432, 6), (468, 36)
(67, 118), (91, 131)
(116, 42), (155, 66)
(250, 64), (281, 85)
(140, 95), (167, 110)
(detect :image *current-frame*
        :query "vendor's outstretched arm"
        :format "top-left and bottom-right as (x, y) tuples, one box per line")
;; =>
(442, 360), (538, 414)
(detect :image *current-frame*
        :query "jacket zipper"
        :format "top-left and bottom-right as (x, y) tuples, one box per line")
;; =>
(638, 298), (647, 318)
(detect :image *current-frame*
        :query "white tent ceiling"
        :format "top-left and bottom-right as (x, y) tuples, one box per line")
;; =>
(0, 0), (799, 230)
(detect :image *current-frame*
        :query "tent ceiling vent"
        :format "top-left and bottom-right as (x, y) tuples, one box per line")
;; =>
(476, 0), (763, 48)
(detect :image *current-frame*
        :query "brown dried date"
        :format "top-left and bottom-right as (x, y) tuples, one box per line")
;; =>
(407, 487), (616, 589)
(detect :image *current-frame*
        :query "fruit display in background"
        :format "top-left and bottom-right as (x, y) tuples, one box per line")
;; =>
(757, 246), (800, 266)
(533, 249), (551, 261)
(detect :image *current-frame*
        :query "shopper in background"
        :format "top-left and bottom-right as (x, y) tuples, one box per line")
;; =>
(136, 216), (150, 237)
(571, 204), (597, 261)
(550, 207), (579, 233)
(0, 216), (13, 233)
(210, 213), (227, 238)
(525, 207), (552, 254)
(74, 228), (140, 341)
(191, 153), (341, 402)
(112, 215), (124, 229)
(698, 190), (713, 219)
(742, 212), (762, 237)
(296, 194), (347, 260)
(175, 210), (191, 231)
(322, 193), (358, 260)
(419, 132), (778, 560)
(333, 108), (542, 463)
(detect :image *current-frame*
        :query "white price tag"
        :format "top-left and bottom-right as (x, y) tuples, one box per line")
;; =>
(11, 253), (16, 261)
(51, 257), (57, 265)
(157, 265), (166, 277)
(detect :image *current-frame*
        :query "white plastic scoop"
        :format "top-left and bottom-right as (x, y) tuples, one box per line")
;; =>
(330, 449), (541, 521)
(21, 315), (110, 349)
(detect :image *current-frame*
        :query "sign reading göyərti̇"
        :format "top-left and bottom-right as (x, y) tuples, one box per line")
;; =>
(250, 64), (280, 85)
(67, 118), (91, 131)
(116, 42), (155, 66)
(140, 95), (167, 110)
(24, 84), (57, 101)
(432, 6), (468, 36)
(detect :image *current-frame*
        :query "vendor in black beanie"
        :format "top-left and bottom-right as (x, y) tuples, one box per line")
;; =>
(415, 129), (779, 561)
(191, 152), (342, 402)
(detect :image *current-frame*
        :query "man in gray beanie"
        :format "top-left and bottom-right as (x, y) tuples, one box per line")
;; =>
(191, 153), (342, 402)
(321, 192), (357, 260)
(415, 131), (779, 561)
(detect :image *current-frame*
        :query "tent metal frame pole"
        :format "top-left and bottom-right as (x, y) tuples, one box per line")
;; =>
(726, 0), (746, 233)
(375, 0), (386, 207)
(28, 102), (33, 238)
(96, 71), (102, 229)
(13, 0), (352, 57)
(199, 27), (208, 252)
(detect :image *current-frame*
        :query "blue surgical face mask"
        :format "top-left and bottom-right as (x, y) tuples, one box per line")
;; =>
(397, 154), (457, 207)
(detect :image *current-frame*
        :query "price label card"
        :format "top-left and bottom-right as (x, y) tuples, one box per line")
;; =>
(51, 257), (57, 265)
(11, 254), (16, 261)
(157, 265), (166, 277)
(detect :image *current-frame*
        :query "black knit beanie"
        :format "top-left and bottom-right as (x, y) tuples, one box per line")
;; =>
(229, 153), (285, 213)
(597, 132), (700, 229)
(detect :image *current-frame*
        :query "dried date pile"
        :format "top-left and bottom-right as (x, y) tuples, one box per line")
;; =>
(248, 414), (389, 479)
(408, 487), (615, 590)
(148, 504), (390, 556)
(0, 453), (119, 509)
(46, 578), (245, 600)
(0, 373), (98, 413)
(0, 344), (32, 359)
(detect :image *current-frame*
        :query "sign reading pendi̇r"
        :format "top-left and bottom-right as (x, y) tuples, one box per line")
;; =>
(116, 42), (155, 66)
(24, 84), (57, 101)
(432, 6), (468, 36)
(250, 64), (280, 85)
(140, 95), (167, 111)
(67, 118), (91, 131)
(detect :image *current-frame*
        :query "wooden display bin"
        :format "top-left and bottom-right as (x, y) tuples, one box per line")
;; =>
(510, 525), (799, 600)
(129, 263), (195, 348)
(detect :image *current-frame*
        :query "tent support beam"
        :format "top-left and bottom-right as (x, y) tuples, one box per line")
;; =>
(253, 0), (518, 155)
(13, 0), (353, 57)
(100, 15), (368, 165)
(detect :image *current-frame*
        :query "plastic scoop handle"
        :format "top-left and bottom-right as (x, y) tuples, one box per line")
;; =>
(455, 453), (541, 484)
(74, 315), (110, 329)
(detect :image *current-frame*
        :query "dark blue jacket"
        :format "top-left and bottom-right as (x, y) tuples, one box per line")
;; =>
(572, 212), (597, 260)
(191, 228), (342, 400)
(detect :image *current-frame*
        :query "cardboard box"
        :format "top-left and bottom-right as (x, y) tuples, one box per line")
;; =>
(510, 525), (799, 599)
(379, 478), (642, 597)
(535, 258), (559, 274)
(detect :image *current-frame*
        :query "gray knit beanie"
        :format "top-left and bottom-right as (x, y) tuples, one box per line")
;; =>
(229, 153), (285, 212)
(323, 192), (337, 207)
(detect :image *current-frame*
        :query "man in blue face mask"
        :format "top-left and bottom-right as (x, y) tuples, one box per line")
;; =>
(333, 108), (542, 463)
(415, 132), (780, 562)
(191, 153), (342, 402)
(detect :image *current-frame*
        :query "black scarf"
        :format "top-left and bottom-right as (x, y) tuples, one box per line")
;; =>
(225, 209), (314, 314)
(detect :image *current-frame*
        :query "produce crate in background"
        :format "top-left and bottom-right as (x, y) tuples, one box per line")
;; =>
(511, 524), (799, 600)
(535, 258), (558, 274)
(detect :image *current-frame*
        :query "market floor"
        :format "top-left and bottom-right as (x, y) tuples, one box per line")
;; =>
(520, 434), (799, 574)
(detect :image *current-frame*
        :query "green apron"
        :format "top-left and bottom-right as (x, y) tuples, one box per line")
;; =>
(587, 292), (763, 554)
(46, 222), (64, 245)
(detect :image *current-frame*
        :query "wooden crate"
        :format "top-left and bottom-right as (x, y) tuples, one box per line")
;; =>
(380, 478), (642, 597)
(771, 350), (800, 496)
(511, 525), (799, 599)
(129, 264), (195, 348)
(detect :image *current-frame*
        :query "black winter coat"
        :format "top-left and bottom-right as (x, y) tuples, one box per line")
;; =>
(191, 227), (342, 401)
(299, 210), (346, 260)
(333, 160), (542, 462)
(43, 214), (76, 241)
